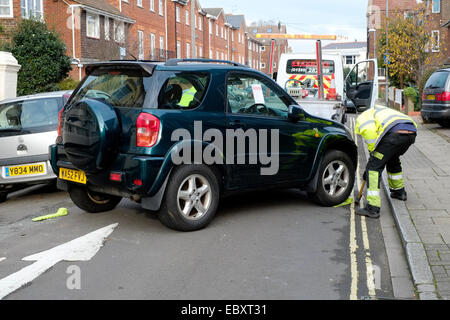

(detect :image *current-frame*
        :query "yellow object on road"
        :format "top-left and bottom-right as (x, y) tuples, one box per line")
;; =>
(334, 198), (354, 208)
(32, 208), (68, 222)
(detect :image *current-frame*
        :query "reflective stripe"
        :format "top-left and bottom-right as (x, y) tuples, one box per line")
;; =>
(367, 190), (380, 197)
(388, 174), (403, 180)
(365, 138), (377, 144)
(358, 120), (376, 131)
(381, 114), (412, 127)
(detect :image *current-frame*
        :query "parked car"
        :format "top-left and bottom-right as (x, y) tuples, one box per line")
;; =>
(50, 59), (357, 231)
(421, 68), (450, 127)
(0, 91), (72, 203)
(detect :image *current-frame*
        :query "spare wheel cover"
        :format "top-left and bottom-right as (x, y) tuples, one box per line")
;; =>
(63, 99), (121, 174)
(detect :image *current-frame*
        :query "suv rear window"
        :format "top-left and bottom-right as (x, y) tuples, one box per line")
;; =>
(0, 97), (62, 136)
(425, 71), (449, 90)
(70, 67), (152, 108)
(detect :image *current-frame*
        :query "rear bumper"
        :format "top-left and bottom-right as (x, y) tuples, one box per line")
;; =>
(421, 104), (450, 121)
(50, 144), (168, 198)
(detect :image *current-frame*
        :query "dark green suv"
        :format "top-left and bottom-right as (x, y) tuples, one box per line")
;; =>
(50, 59), (357, 231)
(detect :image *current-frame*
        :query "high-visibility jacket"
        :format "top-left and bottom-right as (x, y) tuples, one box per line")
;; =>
(179, 87), (197, 107)
(355, 106), (417, 152)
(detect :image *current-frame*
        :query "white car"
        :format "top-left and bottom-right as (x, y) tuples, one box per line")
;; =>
(0, 90), (72, 203)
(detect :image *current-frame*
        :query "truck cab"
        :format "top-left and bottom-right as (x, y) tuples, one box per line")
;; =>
(277, 52), (378, 121)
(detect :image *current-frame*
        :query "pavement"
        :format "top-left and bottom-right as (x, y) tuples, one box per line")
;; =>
(374, 103), (450, 300)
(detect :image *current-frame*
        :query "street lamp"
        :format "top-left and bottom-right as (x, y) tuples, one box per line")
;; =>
(369, 28), (376, 60)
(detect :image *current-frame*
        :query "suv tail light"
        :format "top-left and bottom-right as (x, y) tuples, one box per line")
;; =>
(436, 92), (450, 101)
(57, 107), (64, 138)
(137, 113), (160, 147)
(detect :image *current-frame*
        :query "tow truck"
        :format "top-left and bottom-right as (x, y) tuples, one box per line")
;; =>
(256, 33), (379, 123)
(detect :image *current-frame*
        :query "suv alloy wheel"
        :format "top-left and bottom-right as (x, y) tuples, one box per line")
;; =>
(158, 165), (220, 232)
(309, 150), (355, 207)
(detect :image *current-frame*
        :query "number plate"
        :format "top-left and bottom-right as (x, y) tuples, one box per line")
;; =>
(427, 95), (436, 100)
(59, 168), (87, 184)
(5, 163), (47, 178)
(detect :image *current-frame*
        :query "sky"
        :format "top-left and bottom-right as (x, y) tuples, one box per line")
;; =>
(201, 0), (369, 52)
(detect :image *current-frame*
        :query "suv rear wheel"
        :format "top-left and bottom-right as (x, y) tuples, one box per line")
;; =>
(69, 186), (122, 213)
(158, 165), (220, 232)
(309, 150), (355, 207)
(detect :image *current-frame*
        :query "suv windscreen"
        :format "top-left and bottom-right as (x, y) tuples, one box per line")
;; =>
(70, 67), (153, 108)
(0, 97), (62, 137)
(425, 71), (449, 90)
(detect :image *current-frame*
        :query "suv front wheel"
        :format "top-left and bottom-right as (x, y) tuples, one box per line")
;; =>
(158, 165), (220, 232)
(309, 150), (355, 207)
(69, 186), (122, 213)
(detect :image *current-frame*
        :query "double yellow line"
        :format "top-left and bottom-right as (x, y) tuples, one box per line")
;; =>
(349, 117), (377, 300)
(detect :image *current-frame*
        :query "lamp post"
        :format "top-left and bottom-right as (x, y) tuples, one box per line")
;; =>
(385, 0), (389, 108)
(369, 28), (376, 60)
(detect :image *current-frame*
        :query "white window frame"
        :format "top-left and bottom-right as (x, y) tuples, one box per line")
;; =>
(150, 33), (156, 60)
(0, 0), (13, 18)
(185, 10), (189, 25)
(149, 0), (154, 11)
(199, 46), (203, 58)
(137, 0), (143, 8)
(198, 16), (202, 31)
(432, 0), (440, 13)
(104, 17), (110, 40)
(21, 0), (43, 20)
(159, 36), (164, 57)
(261, 62), (266, 69)
(114, 20), (126, 43)
(176, 6), (180, 22)
(216, 24), (219, 37)
(186, 42), (190, 59)
(159, 0), (163, 16)
(432, 30), (440, 52)
(138, 30), (144, 60)
(176, 40), (181, 58)
(86, 13), (100, 39)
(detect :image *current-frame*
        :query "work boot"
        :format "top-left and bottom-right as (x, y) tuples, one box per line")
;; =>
(356, 204), (380, 219)
(390, 189), (407, 201)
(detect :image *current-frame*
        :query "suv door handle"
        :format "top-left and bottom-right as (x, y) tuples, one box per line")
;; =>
(228, 119), (246, 129)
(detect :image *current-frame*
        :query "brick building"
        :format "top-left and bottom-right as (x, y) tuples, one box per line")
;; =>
(0, 0), (290, 83)
(423, 0), (450, 66)
(246, 23), (288, 75)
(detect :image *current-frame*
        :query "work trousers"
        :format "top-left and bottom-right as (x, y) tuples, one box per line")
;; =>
(366, 132), (417, 211)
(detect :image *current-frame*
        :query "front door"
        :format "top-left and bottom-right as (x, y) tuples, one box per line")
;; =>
(225, 72), (317, 188)
(345, 60), (378, 111)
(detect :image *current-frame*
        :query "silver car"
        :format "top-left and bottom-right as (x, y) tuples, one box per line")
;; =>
(0, 91), (72, 202)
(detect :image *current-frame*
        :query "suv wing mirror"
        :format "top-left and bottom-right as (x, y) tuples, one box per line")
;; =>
(288, 105), (305, 122)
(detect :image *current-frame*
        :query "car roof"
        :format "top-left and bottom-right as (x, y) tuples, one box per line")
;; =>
(0, 90), (72, 104)
(85, 59), (266, 76)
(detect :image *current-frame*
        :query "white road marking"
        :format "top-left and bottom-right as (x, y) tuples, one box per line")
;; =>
(0, 223), (118, 300)
(0, 258), (6, 263)
(349, 117), (359, 300)
(352, 116), (377, 299)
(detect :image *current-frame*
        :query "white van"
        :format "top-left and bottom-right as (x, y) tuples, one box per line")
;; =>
(277, 52), (378, 121)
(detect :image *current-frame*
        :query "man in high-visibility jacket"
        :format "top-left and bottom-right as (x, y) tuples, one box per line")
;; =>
(355, 106), (417, 219)
(179, 85), (197, 107)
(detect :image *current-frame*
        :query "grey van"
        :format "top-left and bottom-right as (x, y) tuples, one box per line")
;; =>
(0, 91), (72, 202)
(421, 69), (450, 127)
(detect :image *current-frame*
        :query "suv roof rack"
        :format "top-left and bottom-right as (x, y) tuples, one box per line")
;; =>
(165, 58), (248, 68)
